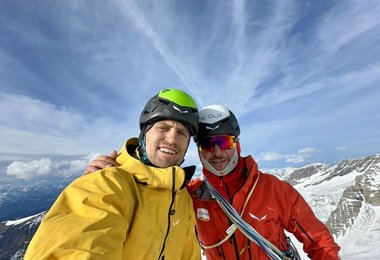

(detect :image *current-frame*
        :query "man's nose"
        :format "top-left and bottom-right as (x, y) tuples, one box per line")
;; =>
(212, 144), (223, 155)
(165, 128), (178, 144)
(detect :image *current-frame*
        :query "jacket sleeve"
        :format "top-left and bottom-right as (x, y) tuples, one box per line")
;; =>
(284, 181), (340, 260)
(24, 169), (135, 260)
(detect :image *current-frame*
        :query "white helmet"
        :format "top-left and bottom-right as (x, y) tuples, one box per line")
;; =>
(195, 105), (240, 176)
(194, 105), (240, 141)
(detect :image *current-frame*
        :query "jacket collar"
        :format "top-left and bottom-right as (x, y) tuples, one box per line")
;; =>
(203, 155), (258, 200)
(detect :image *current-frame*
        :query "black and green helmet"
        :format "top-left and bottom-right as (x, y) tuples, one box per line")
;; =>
(139, 88), (199, 136)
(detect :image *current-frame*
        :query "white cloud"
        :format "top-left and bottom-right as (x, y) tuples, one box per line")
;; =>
(335, 146), (347, 151)
(261, 151), (284, 161)
(260, 147), (316, 164)
(54, 160), (87, 178)
(286, 147), (315, 163)
(6, 158), (53, 179)
(6, 157), (89, 180)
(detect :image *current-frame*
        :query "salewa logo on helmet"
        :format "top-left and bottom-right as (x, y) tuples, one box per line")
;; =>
(205, 125), (219, 131)
(173, 105), (189, 114)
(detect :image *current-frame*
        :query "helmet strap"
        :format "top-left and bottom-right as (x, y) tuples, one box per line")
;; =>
(138, 124), (154, 166)
(138, 135), (152, 166)
(200, 148), (239, 176)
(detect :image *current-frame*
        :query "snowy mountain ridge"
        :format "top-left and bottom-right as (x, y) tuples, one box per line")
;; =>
(264, 154), (380, 259)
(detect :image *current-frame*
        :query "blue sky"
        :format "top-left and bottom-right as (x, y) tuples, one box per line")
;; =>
(0, 0), (380, 181)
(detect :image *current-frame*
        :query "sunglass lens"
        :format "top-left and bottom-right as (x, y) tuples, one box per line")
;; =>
(199, 136), (236, 152)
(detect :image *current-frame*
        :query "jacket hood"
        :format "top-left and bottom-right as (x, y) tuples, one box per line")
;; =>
(115, 138), (189, 192)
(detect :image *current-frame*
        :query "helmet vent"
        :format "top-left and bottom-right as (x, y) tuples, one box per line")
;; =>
(158, 98), (170, 105)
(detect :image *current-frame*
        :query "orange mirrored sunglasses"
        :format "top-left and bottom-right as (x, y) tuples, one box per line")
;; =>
(198, 135), (237, 153)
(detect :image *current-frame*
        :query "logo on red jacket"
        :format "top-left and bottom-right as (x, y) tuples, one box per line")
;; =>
(197, 208), (210, 221)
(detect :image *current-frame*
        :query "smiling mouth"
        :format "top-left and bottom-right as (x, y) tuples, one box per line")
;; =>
(159, 147), (178, 155)
(210, 158), (228, 167)
(211, 157), (227, 163)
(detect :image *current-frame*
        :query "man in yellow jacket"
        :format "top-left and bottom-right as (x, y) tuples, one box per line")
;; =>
(25, 89), (202, 260)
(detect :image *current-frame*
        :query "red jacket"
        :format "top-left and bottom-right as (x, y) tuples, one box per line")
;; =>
(187, 155), (340, 259)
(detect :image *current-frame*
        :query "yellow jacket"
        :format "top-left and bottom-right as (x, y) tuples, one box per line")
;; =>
(25, 138), (201, 260)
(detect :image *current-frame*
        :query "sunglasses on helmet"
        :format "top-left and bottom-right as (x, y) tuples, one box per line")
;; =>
(197, 135), (237, 153)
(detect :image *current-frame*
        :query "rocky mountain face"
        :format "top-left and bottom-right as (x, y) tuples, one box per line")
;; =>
(326, 156), (380, 238)
(284, 154), (380, 258)
(285, 163), (330, 186)
(0, 177), (70, 260)
(1, 154), (379, 259)
(282, 154), (380, 238)
(0, 212), (45, 259)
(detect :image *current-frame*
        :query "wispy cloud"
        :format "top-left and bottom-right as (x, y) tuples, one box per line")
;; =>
(335, 146), (347, 151)
(0, 94), (84, 136)
(116, 0), (203, 102)
(231, 0), (247, 65)
(0, 93), (135, 155)
(317, 0), (380, 54)
(224, 0), (297, 114)
(248, 64), (380, 112)
(260, 147), (316, 164)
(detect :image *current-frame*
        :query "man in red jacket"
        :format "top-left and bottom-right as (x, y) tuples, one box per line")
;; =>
(85, 104), (340, 259)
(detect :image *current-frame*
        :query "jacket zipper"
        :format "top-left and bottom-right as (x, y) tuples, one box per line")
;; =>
(247, 239), (252, 259)
(158, 167), (176, 260)
(293, 218), (315, 243)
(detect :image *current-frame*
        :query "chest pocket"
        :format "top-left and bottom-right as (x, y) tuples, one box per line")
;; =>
(245, 209), (288, 249)
(246, 210), (281, 234)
